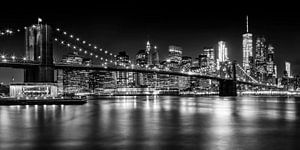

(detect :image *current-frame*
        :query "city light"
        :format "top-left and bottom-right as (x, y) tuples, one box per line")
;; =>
(0, 19), (294, 99)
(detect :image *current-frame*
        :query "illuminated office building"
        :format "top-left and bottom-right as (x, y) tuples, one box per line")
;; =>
(152, 46), (160, 66)
(116, 51), (134, 87)
(167, 45), (183, 71)
(242, 16), (253, 74)
(203, 47), (216, 74)
(168, 45), (183, 64)
(58, 52), (92, 94)
(255, 36), (267, 81)
(285, 61), (291, 78)
(136, 49), (147, 67)
(266, 45), (275, 74)
(266, 44), (276, 83)
(89, 71), (116, 92)
(217, 41), (228, 70)
(203, 47), (215, 60)
(198, 54), (208, 68)
(179, 56), (192, 89)
(135, 49), (149, 87)
(181, 56), (192, 72)
(146, 41), (152, 65)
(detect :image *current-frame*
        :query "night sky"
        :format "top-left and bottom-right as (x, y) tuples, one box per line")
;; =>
(0, 2), (300, 83)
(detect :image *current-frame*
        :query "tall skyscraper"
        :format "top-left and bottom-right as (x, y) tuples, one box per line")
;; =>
(266, 44), (276, 83)
(242, 16), (253, 74)
(168, 45), (183, 63)
(255, 36), (267, 81)
(146, 41), (152, 65)
(198, 54), (208, 68)
(136, 49), (147, 67)
(203, 47), (216, 73)
(135, 50), (147, 86)
(217, 41), (228, 62)
(285, 61), (291, 78)
(152, 46), (160, 66)
(116, 51), (133, 87)
(167, 45), (183, 71)
(266, 44), (275, 75)
(217, 41), (228, 70)
(203, 47), (215, 60)
(255, 36), (267, 62)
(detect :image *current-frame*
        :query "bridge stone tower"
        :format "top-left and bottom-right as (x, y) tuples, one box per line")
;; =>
(219, 61), (237, 96)
(24, 24), (54, 82)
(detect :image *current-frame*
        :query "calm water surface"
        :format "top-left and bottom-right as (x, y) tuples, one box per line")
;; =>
(1, 96), (300, 150)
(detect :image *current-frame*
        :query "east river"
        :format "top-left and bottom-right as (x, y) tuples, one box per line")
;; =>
(1, 96), (300, 150)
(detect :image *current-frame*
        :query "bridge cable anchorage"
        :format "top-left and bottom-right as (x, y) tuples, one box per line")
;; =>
(54, 27), (126, 64)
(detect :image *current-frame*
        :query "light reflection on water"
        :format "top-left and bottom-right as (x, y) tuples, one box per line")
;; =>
(0, 96), (300, 150)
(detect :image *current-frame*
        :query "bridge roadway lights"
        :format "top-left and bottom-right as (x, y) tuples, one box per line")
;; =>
(219, 79), (237, 96)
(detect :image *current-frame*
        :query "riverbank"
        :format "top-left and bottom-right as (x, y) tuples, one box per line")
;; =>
(0, 98), (87, 105)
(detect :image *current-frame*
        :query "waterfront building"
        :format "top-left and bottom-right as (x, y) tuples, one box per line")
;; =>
(89, 71), (116, 93)
(56, 52), (91, 95)
(135, 49), (148, 87)
(116, 51), (134, 87)
(58, 52), (92, 95)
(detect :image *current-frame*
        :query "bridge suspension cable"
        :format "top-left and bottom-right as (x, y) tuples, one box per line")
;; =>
(0, 28), (22, 37)
(54, 27), (118, 59)
(54, 38), (118, 66)
(236, 64), (258, 83)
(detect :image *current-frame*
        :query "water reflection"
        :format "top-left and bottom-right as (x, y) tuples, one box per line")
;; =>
(0, 96), (300, 149)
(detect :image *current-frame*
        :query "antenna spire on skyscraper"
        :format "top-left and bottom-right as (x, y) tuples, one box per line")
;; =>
(246, 15), (249, 33)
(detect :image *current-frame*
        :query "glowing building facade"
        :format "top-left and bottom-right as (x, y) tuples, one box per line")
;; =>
(58, 52), (92, 94)
(167, 45), (183, 71)
(285, 61), (291, 78)
(217, 41), (228, 70)
(255, 36), (267, 81)
(116, 51), (134, 87)
(146, 41), (152, 65)
(203, 47), (216, 74)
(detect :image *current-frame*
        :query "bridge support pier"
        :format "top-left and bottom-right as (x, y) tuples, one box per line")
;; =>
(24, 66), (54, 82)
(24, 24), (54, 83)
(219, 79), (237, 96)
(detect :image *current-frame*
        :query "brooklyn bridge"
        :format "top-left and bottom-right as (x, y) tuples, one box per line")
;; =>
(0, 22), (281, 97)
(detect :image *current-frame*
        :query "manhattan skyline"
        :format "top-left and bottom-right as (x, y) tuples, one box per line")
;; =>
(0, 4), (300, 83)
